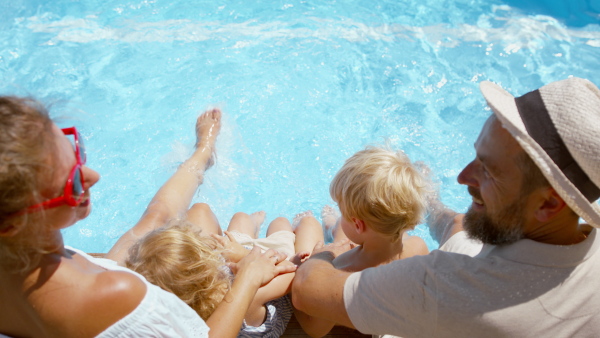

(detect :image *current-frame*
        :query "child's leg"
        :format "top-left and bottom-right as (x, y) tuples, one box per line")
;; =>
(266, 217), (293, 236)
(185, 203), (222, 236)
(293, 212), (324, 255)
(106, 109), (221, 265)
(322, 205), (348, 243)
(227, 211), (266, 238)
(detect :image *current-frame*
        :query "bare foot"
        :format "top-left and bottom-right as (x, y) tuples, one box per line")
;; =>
(292, 210), (314, 230)
(195, 108), (222, 168)
(250, 211), (266, 238)
(321, 205), (340, 243)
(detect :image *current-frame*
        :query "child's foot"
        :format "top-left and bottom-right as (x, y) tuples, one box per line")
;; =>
(321, 205), (340, 243)
(250, 211), (266, 238)
(195, 108), (222, 169)
(292, 210), (314, 230)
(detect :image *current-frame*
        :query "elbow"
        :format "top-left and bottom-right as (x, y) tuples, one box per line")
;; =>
(291, 275), (308, 312)
(291, 277), (303, 309)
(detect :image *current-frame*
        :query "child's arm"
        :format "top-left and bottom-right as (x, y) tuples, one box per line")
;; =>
(106, 109), (221, 265)
(208, 247), (296, 337)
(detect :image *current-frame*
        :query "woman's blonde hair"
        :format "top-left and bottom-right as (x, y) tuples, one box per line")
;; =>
(126, 220), (231, 320)
(0, 96), (57, 272)
(330, 146), (430, 242)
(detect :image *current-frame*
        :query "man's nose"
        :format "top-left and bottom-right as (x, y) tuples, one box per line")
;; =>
(457, 160), (478, 187)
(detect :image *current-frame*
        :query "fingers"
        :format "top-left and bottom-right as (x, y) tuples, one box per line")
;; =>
(224, 231), (238, 243)
(312, 241), (325, 252)
(210, 233), (227, 247)
(275, 263), (297, 275)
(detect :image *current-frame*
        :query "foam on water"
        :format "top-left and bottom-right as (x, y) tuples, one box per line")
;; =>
(1, 0), (599, 252)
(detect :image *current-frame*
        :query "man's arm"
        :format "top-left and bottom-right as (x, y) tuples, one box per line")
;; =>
(291, 250), (354, 329)
(426, 194), (465, 247)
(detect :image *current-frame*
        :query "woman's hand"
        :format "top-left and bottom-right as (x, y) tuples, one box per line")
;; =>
(229, 247), (296, 287)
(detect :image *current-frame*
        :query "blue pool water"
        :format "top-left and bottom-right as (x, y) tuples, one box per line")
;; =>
(2, 0), (600, 253)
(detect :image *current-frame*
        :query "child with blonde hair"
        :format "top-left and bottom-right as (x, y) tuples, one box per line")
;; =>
(294, 145), (431, 337)
(105, 107), (299, 337)
(126, 207), (308, 337)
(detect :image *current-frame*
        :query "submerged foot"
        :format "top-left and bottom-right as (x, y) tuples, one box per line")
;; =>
(195, 108), (222, 169)
(321, 205), (340, 243)
(250, 211), (266, 238)
(292, 210), (314, 230)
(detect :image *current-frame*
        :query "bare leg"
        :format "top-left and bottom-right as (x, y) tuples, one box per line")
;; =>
(321, 205), (348, 243)
(106, 108), (221, 265)
(293, 212), (324, 255)
(185, 203), (222, 236)
(227, 211), (266, 238)
(266, 217), (293, 236)
(426, 190), (464, 247)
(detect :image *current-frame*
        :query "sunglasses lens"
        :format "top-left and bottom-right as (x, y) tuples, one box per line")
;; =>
(77, 132), (87, 163)
(72, 167), (84, 197)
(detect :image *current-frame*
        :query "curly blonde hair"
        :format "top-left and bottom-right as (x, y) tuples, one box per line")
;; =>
(330, 146), (430, 242)
(126, 220), (232, 320)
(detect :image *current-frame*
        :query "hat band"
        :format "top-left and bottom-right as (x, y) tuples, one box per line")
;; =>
(515, 90), (600, 202)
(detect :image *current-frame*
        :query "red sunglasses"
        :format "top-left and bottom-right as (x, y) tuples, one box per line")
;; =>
(20, 127), (88, 214)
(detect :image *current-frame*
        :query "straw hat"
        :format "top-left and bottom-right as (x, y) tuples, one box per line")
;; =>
(480, 77), (600, 228)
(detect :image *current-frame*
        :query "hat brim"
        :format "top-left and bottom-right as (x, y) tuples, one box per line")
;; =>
(480, 81), (600, 228)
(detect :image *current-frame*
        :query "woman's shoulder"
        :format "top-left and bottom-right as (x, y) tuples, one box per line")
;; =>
(63, 255), (148, 337)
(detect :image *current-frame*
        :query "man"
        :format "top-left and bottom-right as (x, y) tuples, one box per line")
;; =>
(292, 77), (600, 337)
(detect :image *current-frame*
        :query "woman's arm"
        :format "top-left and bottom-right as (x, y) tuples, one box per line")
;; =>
(106, 109), (221, 265)
(207, 247), (296, 338)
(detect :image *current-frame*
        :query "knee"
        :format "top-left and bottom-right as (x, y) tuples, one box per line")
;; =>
(297, 214), (319, 228)
(231, 212), (250, 222)
(269, 217), (293, 232)
(189, 203), (212, 215)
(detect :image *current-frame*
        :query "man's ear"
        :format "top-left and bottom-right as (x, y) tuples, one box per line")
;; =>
(534, 188), (567, 222)
(353, 218), (366, 234)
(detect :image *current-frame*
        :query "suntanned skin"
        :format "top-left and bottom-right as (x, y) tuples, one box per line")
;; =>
(295, 211), (429, 337)
(0, 124), (144, 338)
(0, 110), (294, 338)
(106, 109), (297, 337)
(292, 114), (587, 336)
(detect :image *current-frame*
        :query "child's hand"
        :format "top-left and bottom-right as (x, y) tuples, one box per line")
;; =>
(290, 251), (311, 266)
(211, 232), (250, 263)
(309, 239), (355, 262)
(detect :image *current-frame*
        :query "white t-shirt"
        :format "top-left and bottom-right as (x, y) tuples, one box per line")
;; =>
(344, 229), (600, 337)
(69, 247), (210, 338)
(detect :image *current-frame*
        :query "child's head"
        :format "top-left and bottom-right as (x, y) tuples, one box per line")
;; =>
(126, 220), (231, 320)
(330, 146), (430, 242)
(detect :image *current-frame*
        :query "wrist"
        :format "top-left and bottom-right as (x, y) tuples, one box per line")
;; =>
(309, 250), (336, 262)
(234, 267), (263, 290)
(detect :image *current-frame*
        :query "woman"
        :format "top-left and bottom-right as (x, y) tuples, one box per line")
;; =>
(0, 96), (294, 337)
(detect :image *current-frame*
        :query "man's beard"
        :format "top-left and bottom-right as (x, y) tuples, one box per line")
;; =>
(463, 189), (526, 245)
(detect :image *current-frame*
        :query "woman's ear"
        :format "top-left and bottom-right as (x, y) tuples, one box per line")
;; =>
(0, 223), (21, 237)
(534, 188), (567, 222)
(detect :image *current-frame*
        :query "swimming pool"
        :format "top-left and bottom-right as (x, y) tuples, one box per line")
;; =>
(2, 0), (599, 252)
